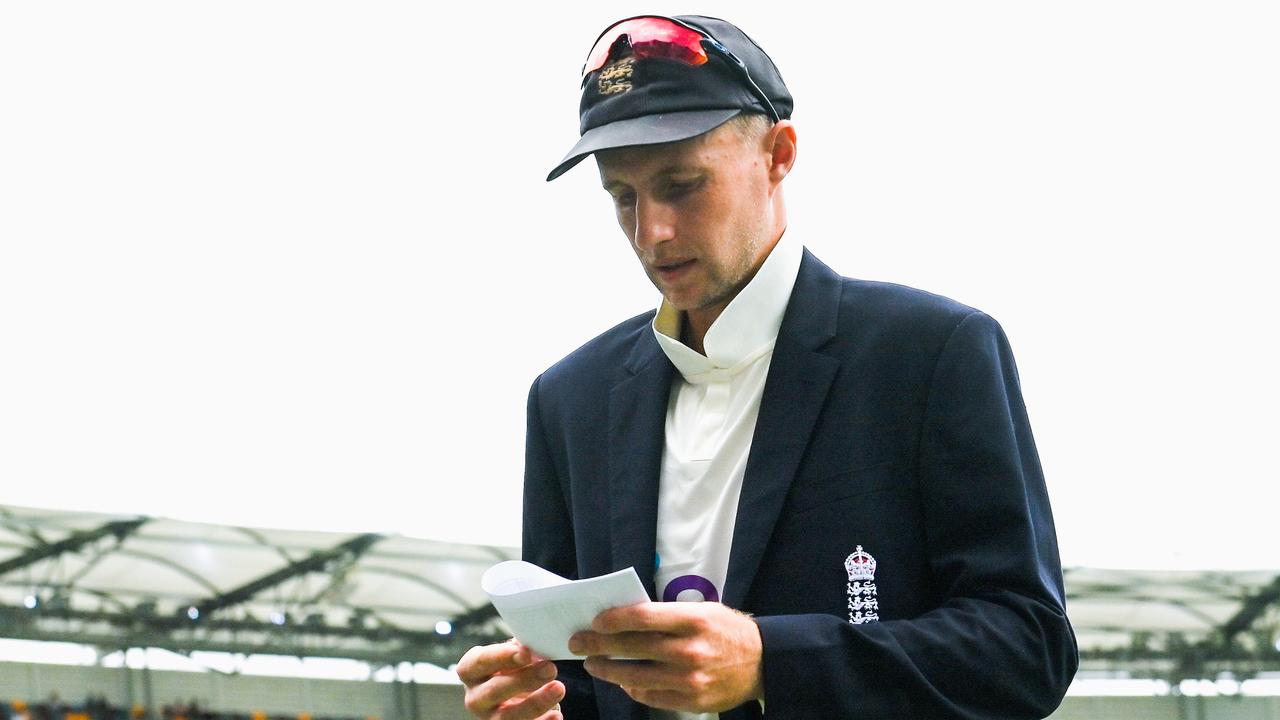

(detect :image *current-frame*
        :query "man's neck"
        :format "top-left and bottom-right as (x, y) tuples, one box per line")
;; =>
(680, 305), (725, 356)
(672, 229), (789, 357)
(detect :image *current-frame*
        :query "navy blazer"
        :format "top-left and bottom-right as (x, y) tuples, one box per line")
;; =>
(522, 250), (1078, 719)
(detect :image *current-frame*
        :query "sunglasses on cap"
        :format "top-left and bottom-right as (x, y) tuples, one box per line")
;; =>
(579, 15), (781, 123)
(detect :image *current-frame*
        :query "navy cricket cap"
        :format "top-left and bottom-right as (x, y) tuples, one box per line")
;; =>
(546, 15), (794, 181)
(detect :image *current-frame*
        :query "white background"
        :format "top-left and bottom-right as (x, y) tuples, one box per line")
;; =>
(2, 2), (1276, 570)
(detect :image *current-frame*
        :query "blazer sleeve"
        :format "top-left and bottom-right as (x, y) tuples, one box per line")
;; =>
(753, 312), (1079, 719)
(520, 375), (601, 720)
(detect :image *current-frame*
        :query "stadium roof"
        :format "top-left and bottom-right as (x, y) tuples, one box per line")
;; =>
(2, 504), (1278, 680)
(0, 504), (513, 667)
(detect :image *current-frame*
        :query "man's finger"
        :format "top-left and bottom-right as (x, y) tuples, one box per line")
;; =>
(467, 661), (558, 714)
(456, 640), (532, 686)
(494, 680), (565, 720)
(582, 656), (688, 691)
(568, 630), (690, 663)
(622, 687), (693, 713)
(591, 601), (709, 635)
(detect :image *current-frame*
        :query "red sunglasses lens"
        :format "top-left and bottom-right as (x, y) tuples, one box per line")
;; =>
(583, 17), (709, 77)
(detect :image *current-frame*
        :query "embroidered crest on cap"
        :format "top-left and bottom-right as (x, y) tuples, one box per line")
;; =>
(598, 56), (636, 95)
(844, 545), (880, 624)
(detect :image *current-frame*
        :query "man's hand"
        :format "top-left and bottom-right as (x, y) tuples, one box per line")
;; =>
(457, 639), (565, 720)
(568, 602), (763, 714)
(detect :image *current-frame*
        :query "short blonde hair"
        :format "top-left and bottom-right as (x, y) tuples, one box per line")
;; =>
(724, 112), (775, 147)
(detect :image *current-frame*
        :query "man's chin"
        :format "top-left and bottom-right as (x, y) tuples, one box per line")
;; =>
(658, 292), (703, 313)
(651, 279), (734, 315)
(660, 291), (735, 319)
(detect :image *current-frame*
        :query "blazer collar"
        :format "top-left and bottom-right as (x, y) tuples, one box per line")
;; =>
(607, 249), (844, 604)
(723, 249), (842, 607)
(778, 247), (842, 351)
(610, 323), (673, 600)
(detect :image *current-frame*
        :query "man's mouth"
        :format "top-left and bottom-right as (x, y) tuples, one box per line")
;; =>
(654, 259), (695, 279)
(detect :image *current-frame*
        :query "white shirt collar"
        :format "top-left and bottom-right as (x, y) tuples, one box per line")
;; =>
(652, 230), (803, 382)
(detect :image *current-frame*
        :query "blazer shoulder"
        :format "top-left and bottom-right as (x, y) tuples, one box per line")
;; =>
(824, 274), (999, 347)
(838, 276), (981, 323)
(536, 308), (656, 391)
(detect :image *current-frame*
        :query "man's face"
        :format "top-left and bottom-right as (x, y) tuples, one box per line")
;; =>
(595, 122), (775, 321)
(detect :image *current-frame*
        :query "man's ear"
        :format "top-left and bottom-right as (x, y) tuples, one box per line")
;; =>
(766, 120), (797, 186)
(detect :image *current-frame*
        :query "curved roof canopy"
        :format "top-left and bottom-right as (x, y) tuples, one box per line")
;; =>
(2, 504), (1278, 681)
(0, 504), (515, 667)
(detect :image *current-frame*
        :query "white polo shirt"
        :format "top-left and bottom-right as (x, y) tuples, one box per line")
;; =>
(649, 230), (802, 720)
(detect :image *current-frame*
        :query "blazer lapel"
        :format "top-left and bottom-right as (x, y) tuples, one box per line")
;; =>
(607, 326), (674, 601)
(723, 250), (843, 609)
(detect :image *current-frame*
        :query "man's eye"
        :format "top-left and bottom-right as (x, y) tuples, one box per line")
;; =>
(666, 181), (699, 198)
(612, 193), (635, 208)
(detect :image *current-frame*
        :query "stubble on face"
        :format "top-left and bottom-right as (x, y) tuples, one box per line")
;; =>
(664, 206), (768, 320)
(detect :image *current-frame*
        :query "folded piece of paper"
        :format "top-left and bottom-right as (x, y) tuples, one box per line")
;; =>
(481, 560), (649, 660)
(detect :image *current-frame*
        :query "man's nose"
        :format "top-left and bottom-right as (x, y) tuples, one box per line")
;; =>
(632, 197), (675, 251)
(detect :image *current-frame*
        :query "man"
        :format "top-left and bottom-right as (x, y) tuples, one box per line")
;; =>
(458, 14), (1077, 720)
